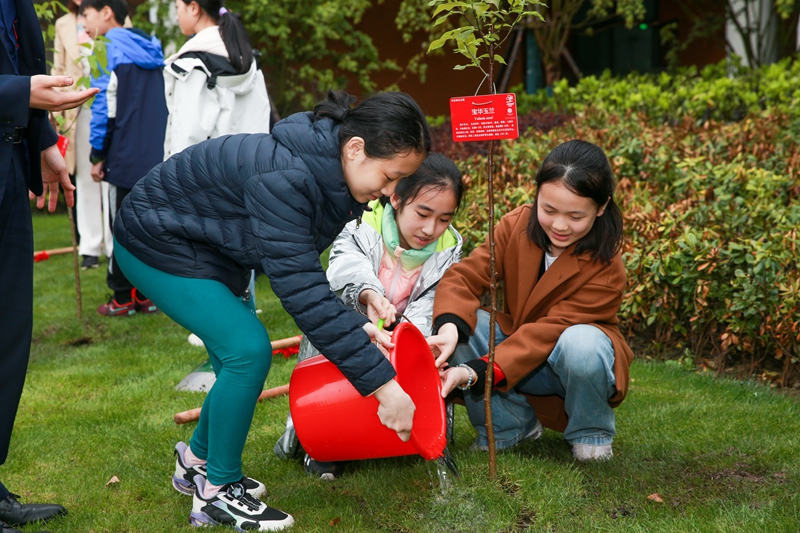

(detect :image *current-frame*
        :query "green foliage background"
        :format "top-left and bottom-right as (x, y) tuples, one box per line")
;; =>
(133, 0), (444, 117)
(442, 58), (800, 387)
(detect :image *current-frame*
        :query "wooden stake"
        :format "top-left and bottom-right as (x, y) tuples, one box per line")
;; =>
(33, 246), (74, 257)
(174, 384), (290, 425)
(67, 207), (82, 319)
(172, 335), (301, 425)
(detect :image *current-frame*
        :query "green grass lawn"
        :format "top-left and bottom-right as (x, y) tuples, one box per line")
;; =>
(4, 212), (799, 532)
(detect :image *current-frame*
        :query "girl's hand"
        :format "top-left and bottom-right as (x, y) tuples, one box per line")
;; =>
(427, 322), (459, 368)
(360, 289), (397, 326)
(440, 365), (472, 397)
(363, 322), (394, 357)
(372, 379), (415, 442)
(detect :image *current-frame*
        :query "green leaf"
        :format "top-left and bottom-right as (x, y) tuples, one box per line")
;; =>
(428, 35), (449, 52)
(432, 2), (468, 17)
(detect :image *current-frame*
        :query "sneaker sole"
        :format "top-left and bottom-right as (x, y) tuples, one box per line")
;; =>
(173, 475), (195, 496)
(189, 510), (294, 531)
(98, 306), (136, 316)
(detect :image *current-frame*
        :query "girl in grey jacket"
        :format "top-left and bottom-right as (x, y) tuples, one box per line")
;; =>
(275, 153), (464, 478)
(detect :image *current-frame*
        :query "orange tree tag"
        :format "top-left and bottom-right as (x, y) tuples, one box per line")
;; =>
(449, 93), (519, 142)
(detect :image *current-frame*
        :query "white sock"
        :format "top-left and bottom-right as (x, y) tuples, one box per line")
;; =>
(202, 480), (223, 499)
(184, 445), (206, 467)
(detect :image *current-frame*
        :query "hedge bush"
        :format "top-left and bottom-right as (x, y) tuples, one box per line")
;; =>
(432, 65), (800, 387)
(515, 58), (800, 124)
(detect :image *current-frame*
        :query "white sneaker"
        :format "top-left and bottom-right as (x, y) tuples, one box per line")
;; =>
(188, 333), (205, 347)
(173, 441), (265, 499)
(572, 443), (613, 461)
(190, 475), (294, 531)
(524, 420), (544, 442)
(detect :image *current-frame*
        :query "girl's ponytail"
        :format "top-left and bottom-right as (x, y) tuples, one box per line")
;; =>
(179, 0), (254, 74)
(313, 90), (358, 123)
(314, 90), (430, 159)
(217, 9), (254, 74)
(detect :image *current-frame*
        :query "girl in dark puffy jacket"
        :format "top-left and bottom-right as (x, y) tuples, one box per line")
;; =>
(112, 90), (429, 531)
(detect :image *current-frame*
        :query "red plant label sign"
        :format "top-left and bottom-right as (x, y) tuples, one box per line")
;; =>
(449, 93), (519, 142)
(56, 134), (70, 157)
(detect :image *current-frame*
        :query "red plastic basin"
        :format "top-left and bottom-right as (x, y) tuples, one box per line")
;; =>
(289, 322), (446, 462)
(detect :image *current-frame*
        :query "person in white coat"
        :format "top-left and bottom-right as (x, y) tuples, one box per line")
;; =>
(163, 0), (271, 159)
(165, 0), (271, 348)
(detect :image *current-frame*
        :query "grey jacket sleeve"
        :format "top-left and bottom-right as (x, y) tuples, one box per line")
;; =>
(326, 220), (385, 318)
(400, 287), (436, 336)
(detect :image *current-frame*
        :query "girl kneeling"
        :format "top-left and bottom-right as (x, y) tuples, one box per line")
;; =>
(429, 139), (633, 461)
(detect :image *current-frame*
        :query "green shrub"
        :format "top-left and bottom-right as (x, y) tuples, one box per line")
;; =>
(514, 57), (800, 124)
(448, 101), (800, 386)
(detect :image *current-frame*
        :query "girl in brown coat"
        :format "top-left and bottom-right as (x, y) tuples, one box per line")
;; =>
(428, 139), (633, 461)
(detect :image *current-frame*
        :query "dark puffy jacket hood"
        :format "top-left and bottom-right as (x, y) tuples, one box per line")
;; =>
(114, 112), (396, 395)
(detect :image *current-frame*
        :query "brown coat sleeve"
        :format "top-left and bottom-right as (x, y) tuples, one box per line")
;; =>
(432, 205), (521, 332)
(494, 258), (626, 389)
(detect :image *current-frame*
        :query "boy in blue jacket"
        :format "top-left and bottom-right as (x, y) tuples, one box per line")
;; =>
(82, 0), (168, 316)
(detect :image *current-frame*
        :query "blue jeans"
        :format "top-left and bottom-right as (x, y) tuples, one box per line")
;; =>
(450, 309), (617, 450)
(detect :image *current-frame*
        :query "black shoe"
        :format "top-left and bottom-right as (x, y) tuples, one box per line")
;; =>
(0, 493), (66, 526)
(80, 255), (99, 270)
(303, 454), (344, 480)
(0, 520), (25, 533)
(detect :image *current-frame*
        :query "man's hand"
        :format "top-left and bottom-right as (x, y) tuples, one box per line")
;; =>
(37, 144), (74, 212)
(91, 161), (104, 182)
(30, 75), (99, 111)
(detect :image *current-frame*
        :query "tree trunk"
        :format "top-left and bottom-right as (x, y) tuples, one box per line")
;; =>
(484, 34), (498, 481)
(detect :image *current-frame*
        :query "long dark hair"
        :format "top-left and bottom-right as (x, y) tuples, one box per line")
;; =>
(314, 90), (431, 159)
(179, 0), (253, 74)
(528, 140), (623, 263)
(382, 152), (464, 212)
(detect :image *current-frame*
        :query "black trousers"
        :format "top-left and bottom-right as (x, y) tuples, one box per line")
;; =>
(0, 145), (33, 501)
(106, 184), (135, 301)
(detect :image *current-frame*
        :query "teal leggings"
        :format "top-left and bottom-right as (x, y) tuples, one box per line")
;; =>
(114, 239), (271, 485)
